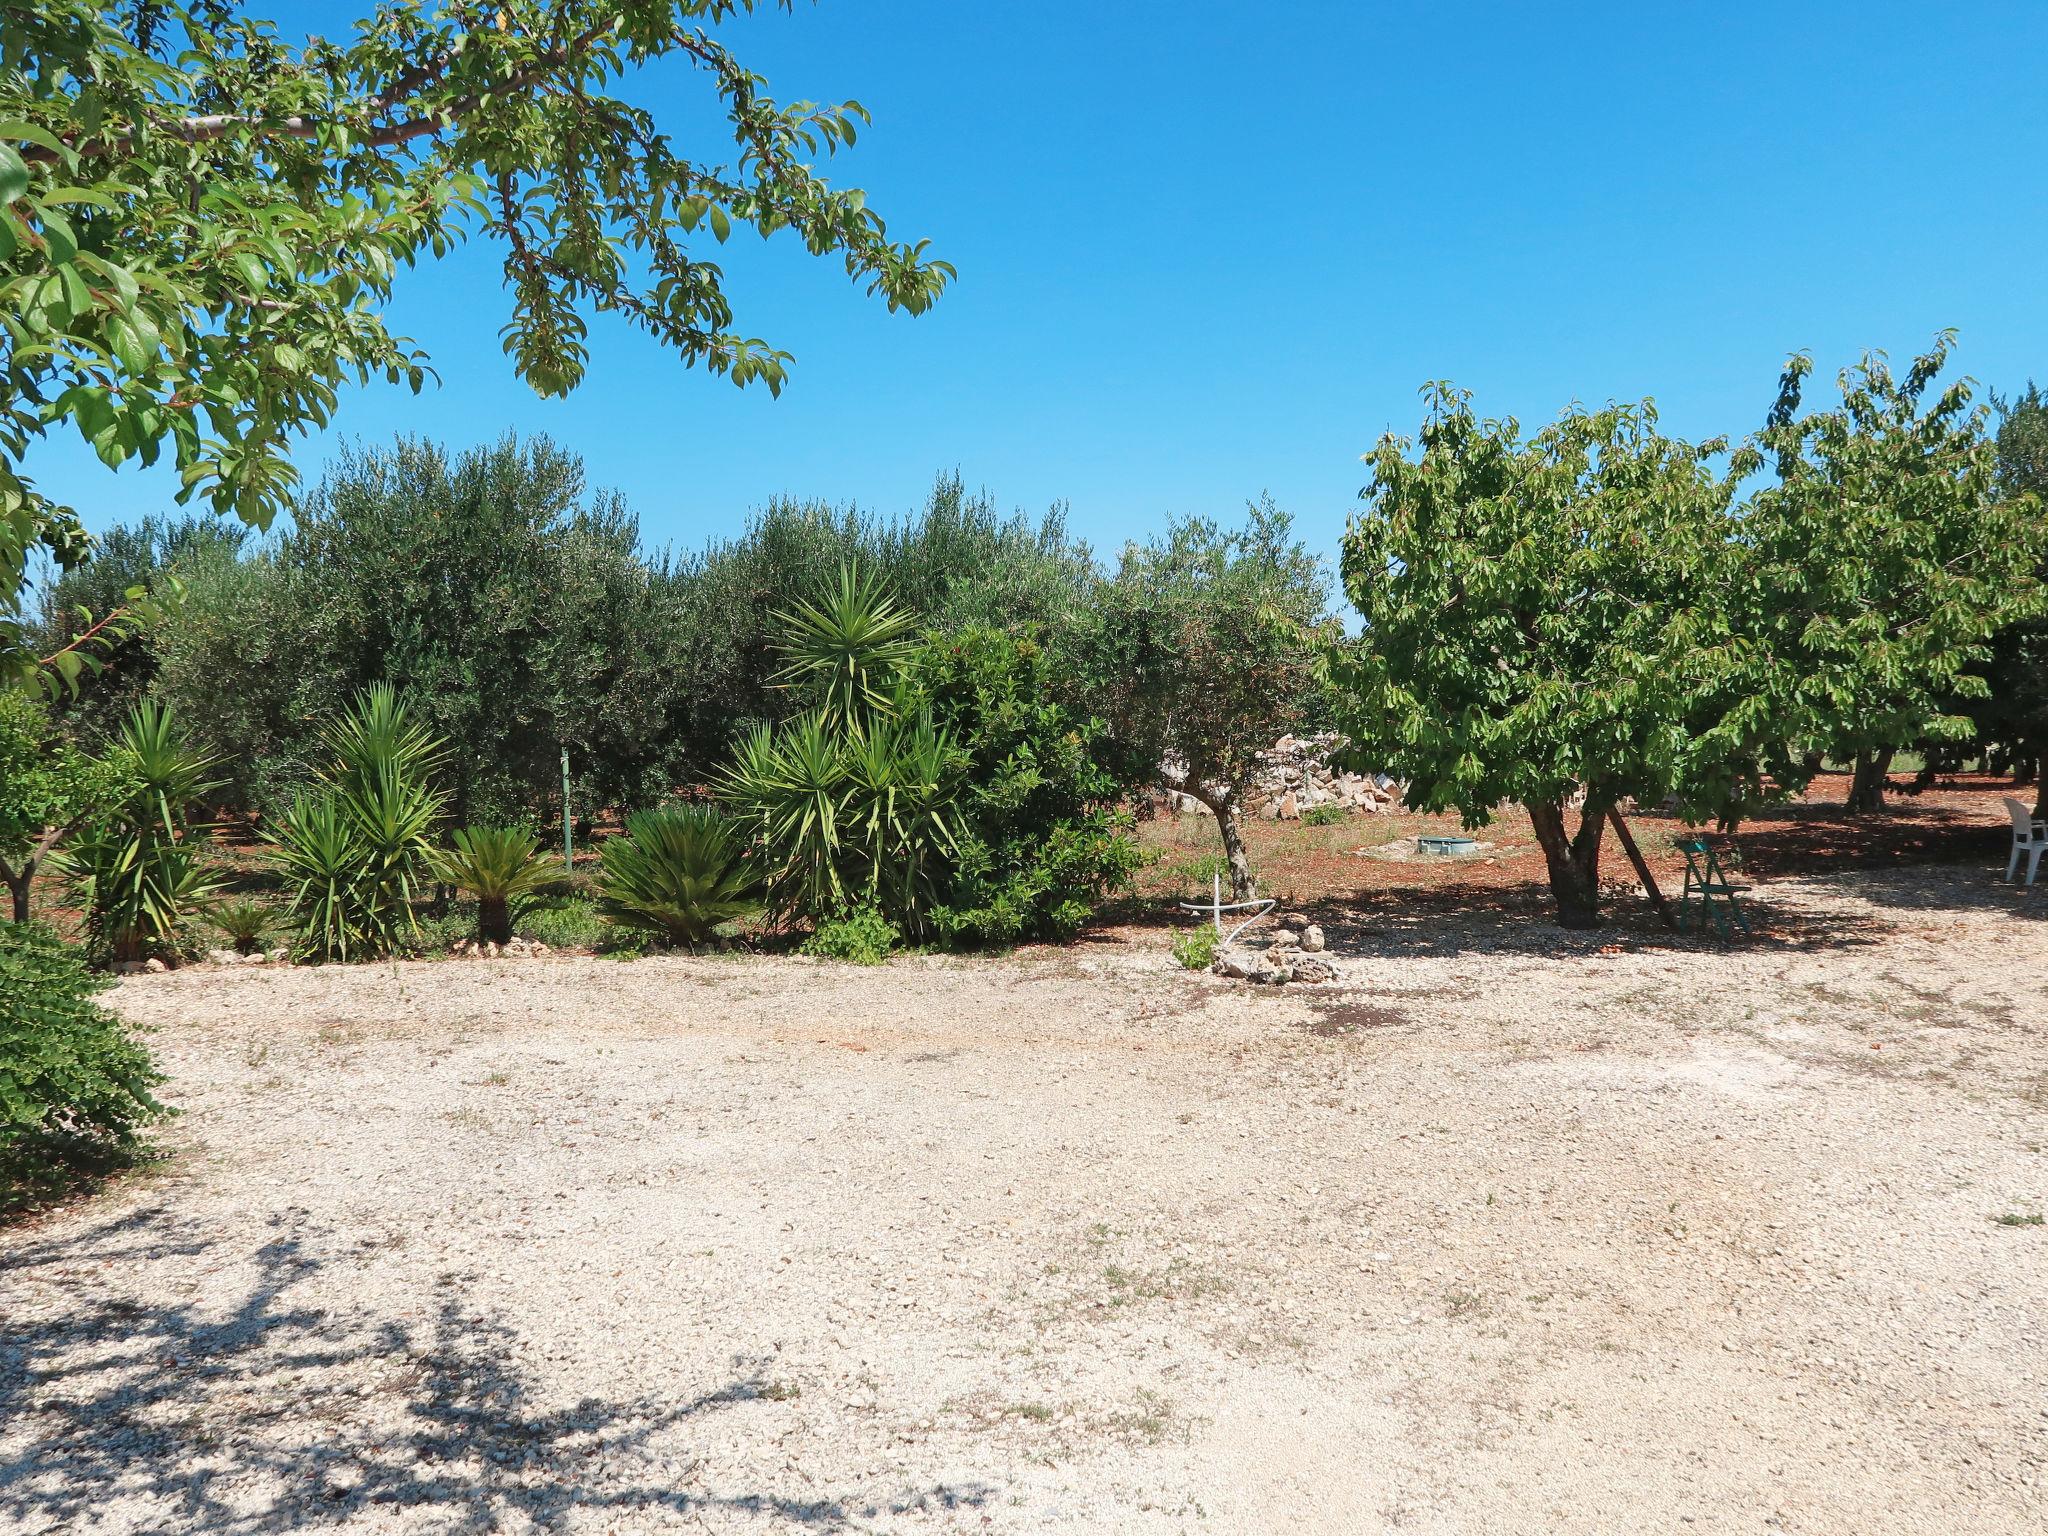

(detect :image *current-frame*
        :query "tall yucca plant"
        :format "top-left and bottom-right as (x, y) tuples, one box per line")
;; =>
(842, 705), (966, 927)
(305, 685), (448, 955)
(595, 806), (759, 947)
(66, 702), (225, 963)
(268, 792), (372, 962)
(771, 561), (920, 725)
(722, 713), (854, 921)
(428, 826), (561, 946)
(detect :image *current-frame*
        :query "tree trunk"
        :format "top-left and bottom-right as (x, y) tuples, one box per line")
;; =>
(1177, 780), (1256, 903)
(1799, 749), (1825, 780)
(479, 896), (512, 948)
(1845, 748), (1895, 813)
(4, 867), (29, 924)
(1527, 800), (1607, 928)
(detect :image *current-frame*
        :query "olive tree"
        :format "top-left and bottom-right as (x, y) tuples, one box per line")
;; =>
(1334, 387), (1785, 928)
(1073, 499), (1332, 902)
(1, 1), (952, 690)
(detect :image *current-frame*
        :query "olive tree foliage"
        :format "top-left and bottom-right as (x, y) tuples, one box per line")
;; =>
(0, 0), (952, 690)
(1072, 498), (1333, 903)
(1333, 388), (1784, 928)
(1747, 336), (2046, 812)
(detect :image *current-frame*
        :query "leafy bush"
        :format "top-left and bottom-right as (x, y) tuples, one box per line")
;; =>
(427, 825), (561, 945)
(1300, 802), (1348, 827)
(519, 896), (606, 951)
(915, 625), (1145, 945)
(595, 805), (759, 947)
(1171, 924), (1220, 970)
(1, 923), (168, 1196)
(801, 906), (897, 965)
(64, 701), (224, 964)
(209, 897), (272, 955)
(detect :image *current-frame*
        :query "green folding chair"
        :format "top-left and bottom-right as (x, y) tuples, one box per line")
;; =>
(1677, 837), (1750, 940)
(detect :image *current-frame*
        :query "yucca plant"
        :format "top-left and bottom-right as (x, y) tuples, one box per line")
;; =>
(721, 712), (854, 921)
(595, 806), (759, 947)
(267, 792), (372, 962)
(65, 702), (225, 964)
(427, 826), (562, 946)
(315, 685), (448, 954)
(842, 705), (966, 928)
(771, 561), (920, 725)
(209, 898), (272, 956)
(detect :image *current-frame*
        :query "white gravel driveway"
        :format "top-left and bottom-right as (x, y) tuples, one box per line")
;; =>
(3, 866), (2044, 1534)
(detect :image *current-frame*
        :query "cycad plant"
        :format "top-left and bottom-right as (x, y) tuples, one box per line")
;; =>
(595, 805), (759, 947)
(64, 702), (224, 964)
(209, 897), (272, 956)
(428, 826), (561, 946)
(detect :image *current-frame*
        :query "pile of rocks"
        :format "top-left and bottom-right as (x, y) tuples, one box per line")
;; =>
(1163, 735), (1399, 821)
(1248, 734), (1398, 820)
(1210, 912), (1340, 985)
(450, 936), (552, 959)
(201, 948), (291, 968)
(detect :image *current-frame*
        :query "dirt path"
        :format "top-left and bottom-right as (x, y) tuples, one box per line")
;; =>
(4, 866), (2045, 1533)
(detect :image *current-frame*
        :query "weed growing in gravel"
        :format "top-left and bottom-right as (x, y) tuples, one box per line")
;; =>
(1170, 924), (1219, 970)
(1992, 1211), (2043, 1227)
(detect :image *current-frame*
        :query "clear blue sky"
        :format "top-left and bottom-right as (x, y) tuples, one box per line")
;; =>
(32, 0), (2048, 564)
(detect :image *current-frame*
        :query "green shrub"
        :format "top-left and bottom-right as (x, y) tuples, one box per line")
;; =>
(1299, 802), (1348, 827)
(428, 825), (561, 946)
(1171, 924), (1221, 970)
(520, 896), (606, 951)
(801, 906), (897, 965)
(914, 625), (1145, 945)
(1, 923), (168, 1199)
(318, 684), (447, 952)
(596, 805), (759, 947)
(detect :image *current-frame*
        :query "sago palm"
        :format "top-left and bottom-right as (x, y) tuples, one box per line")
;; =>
(428, 825), (561, 946)
(595, 806), (759, 947)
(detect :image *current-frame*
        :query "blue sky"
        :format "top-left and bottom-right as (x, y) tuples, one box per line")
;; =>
(32, 0), (2048, 564)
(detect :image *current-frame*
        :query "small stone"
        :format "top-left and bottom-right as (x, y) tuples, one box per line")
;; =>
(247, 950), (268, 963)
(206, 948), (242, 967)
(267, 947), (290, 964)
(1291, 955), (1338, 984)
(1268, 927), (1301, 950)
(144, 957), (167, 973)
(1212, 953), (1261, 981)
(531, 942), (550, 957)
(1301, 924), (1326, 953)
(1278, 910), (1310, 929)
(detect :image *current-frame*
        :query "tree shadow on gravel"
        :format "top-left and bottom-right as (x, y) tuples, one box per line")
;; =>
(1, 1207), (991, 1533)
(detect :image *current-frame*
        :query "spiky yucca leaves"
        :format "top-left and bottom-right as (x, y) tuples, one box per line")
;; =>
(268, 793), (372, 962)
(316, 686), (449, 953)
(771, 562), (920, 726)
(722, 713), (854, 921)
(595, 806), (759, 948)
(428, 826), (562, 946)
(65, 702), (225, 964)
(841, 704), (965, 928)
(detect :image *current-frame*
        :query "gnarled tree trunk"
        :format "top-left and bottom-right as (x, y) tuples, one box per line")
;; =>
(1845, 747), (1895, 814)
(1526, 799), (1609, 928)
(1176, 779), (1257, 903)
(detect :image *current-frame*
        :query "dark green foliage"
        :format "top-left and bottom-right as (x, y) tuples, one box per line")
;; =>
(595, 805), (759, 947)
(0, 923), (168, 1195)
(519, 897), (606, 951)
(0, 690), (126, 922)
(799, 906), (897, 966)
(914, 626), (1145, 945)
(1299, 802), (1348, 827)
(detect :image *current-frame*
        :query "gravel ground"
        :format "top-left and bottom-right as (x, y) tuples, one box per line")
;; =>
(3, 865), (2045, 1535)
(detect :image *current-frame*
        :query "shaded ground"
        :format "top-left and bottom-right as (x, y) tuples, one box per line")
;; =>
(3, 861), (2044, 1533)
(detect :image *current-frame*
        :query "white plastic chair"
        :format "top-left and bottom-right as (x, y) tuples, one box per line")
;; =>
(2005, 797), (2046, 887)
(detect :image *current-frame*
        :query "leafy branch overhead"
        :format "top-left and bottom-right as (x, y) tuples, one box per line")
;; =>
(0, 1), (954, 687)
